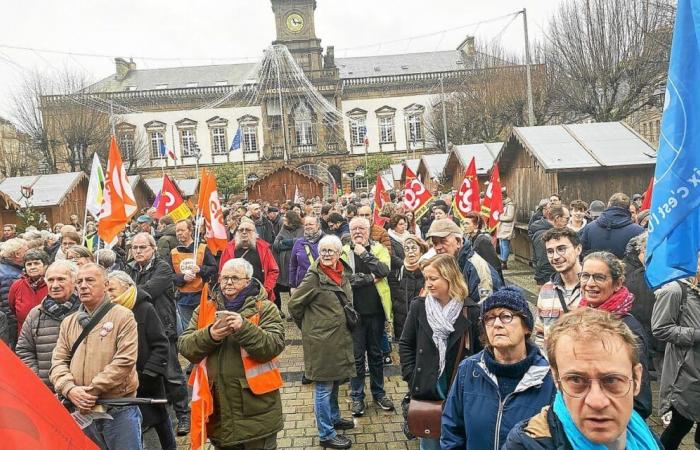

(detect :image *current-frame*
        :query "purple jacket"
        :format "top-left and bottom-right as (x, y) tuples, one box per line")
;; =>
(289, 236), (321, 288)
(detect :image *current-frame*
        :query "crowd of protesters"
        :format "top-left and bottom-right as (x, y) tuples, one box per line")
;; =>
(0, 185), (695, 450)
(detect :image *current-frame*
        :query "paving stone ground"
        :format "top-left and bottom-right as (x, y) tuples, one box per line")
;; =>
(152, 259), (693, 449)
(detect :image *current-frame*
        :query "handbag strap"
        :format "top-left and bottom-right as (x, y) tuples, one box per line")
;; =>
(555, 287), (569, 314)
(448, 306), (472, 387)
(69, 302), (115, 359)
(331, 289), (349, 308)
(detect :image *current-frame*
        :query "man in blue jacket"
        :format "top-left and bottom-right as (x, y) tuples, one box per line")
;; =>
(579, 193), (644, 259)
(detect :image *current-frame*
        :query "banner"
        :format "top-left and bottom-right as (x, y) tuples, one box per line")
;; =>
(403, 177), (434, 220)
(373, 172), (390, 227)
(481, 164), (503, 232)
(452, 157), (481, 221)
(98, 136), (137, 243)
(197, 170), (228, 254)
(156, 175), (192, 221)
(85, 153), (104, 218)
(641, 176), (654, 211)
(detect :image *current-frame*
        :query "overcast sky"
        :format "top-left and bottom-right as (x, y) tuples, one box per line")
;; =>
(0, 0), (567, 118)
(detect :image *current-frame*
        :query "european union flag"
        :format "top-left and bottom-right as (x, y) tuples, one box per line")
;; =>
(646, 0), (700, 288)
(230, 127), (242, 152)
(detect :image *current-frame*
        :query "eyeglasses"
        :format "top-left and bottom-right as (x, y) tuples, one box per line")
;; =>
(483, 311), (517, 326)
(546, 245), (571, 257)
(578, 272), (610, 284)
(558, 373), (634, 398)
(238, 228), (255, 234)
(132, 245), (151, 251)
(220, 275), (249, 284)
(319, 249), (338, 255)
(404, 245), (420, 253)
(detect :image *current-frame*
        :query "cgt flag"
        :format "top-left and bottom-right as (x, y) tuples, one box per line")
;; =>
(646, 0), (700, 288)
(98, 136), (137, 243)
(453, 157), (481, 221)
(0, 341), (99, 449)
(156, 175), (192, 221)
(403, 177), (434, 220)
(373, 172), (390, 227)
(481, 164), (503, 232)
(197, 170), (228, 254)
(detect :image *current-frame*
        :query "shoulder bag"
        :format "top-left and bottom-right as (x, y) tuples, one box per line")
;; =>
(332, 290), (361, 331)
(407, 308), (471, 439)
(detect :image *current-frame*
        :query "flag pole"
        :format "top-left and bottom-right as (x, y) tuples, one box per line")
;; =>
(242, 131), (247, 200)
(80, 210), (89, 246)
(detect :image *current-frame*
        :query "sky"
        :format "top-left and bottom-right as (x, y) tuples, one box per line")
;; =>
(0, 0), (567, 119)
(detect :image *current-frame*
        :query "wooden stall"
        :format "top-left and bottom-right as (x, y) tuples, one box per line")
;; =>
(128, 175), (157, 210)
(400, 159), (421, 186)
(416, 154), (449, 193)
(246, 166), (327, 203)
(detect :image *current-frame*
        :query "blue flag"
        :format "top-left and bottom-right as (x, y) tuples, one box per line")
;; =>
(645, 0), (700, 288)
(230, 127), (242, 152)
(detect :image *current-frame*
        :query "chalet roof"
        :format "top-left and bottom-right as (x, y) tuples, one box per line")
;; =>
(452, 142), (503, 175)
(0, 172), (86, 208)
(389, 164), (403, 181)
(402, 159), (421, 178)
(247, 166), (327, 191)
(419, 153), (449, 179)
(90, 50), (470, 93)
(143, 177), (199, 197)
(509, 122), (656, 171)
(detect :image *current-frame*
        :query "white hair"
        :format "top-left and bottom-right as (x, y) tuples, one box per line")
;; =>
(107, 270), (136, 288)
(132, 232), (156, 247)
(222, 258), (254, 278)
(0, 238), (27, 258)
(349, 217), (370, 230)
(45, 260), (79, 281)
(318, 234), (343, 252)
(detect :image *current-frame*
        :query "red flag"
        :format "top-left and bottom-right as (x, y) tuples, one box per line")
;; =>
(373, 173), (390, 227)
(453, 157), (481, 221)
(98, 136), (138, 243)
(156, 175), (191, 221)
(188, 285), (216, 450)
(403, 177), (434, 220)
(641, 177), (654, 211)
(481, 164), (504, 231)
(197, 170), (228, 254)
(404, 164), (417, 184)
(0, 341), (99, 449)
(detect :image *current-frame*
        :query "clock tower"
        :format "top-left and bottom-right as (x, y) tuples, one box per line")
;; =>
(271, 0), (323, 72)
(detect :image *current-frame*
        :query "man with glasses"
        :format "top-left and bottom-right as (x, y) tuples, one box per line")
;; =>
(341, 217), (394, 417)
(505, 307), (661, 449)
(534, 228), (583, 352)
(179, 258), (285, 449)
(220, 217), (279, 303)
(529, 204), (571, 287)
(357, 205), (392, 254)
(127, 232), (190, 436)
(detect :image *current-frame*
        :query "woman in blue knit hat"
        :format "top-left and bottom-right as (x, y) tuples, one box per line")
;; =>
(441, 286), (556, 449)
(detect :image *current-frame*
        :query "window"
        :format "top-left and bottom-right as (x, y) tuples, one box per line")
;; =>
(354, 177), (368, 190)
(150, 131), (164, 159)
(243, 126), (258, 154)
(294, 104), (314, 147)
(379, 116), (395, 143)
(407, 114), (423, 143)
(180, 129), (197, 157)
(119, 132), (135, 160)
(350, 118), (367, 146)
(211, 127), (227, 155)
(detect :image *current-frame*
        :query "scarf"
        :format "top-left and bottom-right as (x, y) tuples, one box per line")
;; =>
(224, 282), (256, 312)
(425, 294), (463, 376)
(320, 260), (344, 286)
(580, 286), (634, 318)
(553, 391), (659, 450)
(42, 295), (78, 320)
(76, 296), (111, 328)
(112, 285), (137, 310)
(403, 258), (420, 272)
(388, 229), (411, 244)
(304, 230), (323, 243)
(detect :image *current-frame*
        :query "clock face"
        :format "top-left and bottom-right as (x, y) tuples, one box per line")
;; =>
(286, 13), (304, 33)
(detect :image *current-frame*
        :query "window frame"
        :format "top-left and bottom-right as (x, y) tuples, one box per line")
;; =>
(210, 127), (228, 155)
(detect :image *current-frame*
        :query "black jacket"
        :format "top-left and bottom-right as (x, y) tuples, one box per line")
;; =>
(399, 296), (481, 401)
(132, 288), (170, 427)
(528, 219), (555, 284)
(254, 216), (276, 244)
(620, 313), (653, 419)
(469, 232), (502, 273)
(623, 246), (662, 354)
(388, 265), (424, 341)
(579, 207), (644, 258)
(127, 256), (178, 341)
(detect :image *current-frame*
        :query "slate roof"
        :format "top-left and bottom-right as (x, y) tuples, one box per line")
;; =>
(0, 172), (86, 208)
(90, 50), (470, 92)
(452, 142), (503, 175)
(420, 153), (449, 179)
(509, 122), (656, 171)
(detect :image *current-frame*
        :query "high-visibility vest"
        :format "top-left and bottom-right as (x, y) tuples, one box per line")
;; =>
(240, 301), (284, 395)
(171, 244), (207, 293)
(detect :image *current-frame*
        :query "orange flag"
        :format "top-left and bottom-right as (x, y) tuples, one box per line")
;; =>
(0, 341), (99, 449)
(98, 136), (137, 243)
(188, 284), (216, 450)
(197, 170), (228, 254)
(453, 157), (481, 221)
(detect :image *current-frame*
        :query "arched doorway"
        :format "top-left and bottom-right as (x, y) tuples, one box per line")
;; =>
(297, 163), (337, 198)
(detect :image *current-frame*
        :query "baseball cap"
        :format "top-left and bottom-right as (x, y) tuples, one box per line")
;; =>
(136, 215), (152, 224)
(589, 200), (606, 218)
(426, 219), (462, 238)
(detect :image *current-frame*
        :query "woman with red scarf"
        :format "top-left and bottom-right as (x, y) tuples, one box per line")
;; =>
(579, 251), (653, 418)
(288, 234), (356, 449)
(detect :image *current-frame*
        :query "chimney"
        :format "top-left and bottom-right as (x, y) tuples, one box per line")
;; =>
(324, 46), (336, 69)
(457, 36), (476, 57)
(114, 57), (135, 81)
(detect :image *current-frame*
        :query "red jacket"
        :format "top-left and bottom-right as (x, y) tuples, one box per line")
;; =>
(219, 239), (280, 301)
(9, 275), (48, 333)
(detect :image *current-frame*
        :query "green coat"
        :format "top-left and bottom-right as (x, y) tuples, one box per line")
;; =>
(178, 280), (285, 447)
(287, 260), (356, 382)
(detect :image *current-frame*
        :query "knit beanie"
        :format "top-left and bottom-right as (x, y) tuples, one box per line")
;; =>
(481, 286), (534, 331)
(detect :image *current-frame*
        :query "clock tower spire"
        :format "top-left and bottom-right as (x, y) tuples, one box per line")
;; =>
(270, 0), (323, 72)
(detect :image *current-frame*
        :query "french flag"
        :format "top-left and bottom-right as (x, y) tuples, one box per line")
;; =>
(159, 141), (178, 161)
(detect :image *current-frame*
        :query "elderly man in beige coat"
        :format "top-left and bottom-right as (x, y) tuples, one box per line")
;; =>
(50, 263), (141, 450)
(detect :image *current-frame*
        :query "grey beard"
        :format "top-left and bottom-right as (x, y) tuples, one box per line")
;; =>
(236, 238), (256, 249)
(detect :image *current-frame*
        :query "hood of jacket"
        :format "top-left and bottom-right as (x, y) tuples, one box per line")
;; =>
(213, 278), (267, 311)
(457, 239), (476, 268)
(476, 343), (551, 393)
(596, 206), (634, 229)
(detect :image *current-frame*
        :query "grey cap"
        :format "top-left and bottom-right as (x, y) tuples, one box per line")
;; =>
(589, 200), (606, 218)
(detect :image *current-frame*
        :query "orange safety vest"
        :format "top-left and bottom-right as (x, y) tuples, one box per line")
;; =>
(241, 301), (284, 395)
(170, 244), (207, 293)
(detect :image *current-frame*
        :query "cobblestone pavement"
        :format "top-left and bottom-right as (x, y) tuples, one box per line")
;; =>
(154, 259), (693, 449)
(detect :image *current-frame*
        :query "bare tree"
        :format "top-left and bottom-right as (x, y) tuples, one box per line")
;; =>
(545, 0), (673, 122)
